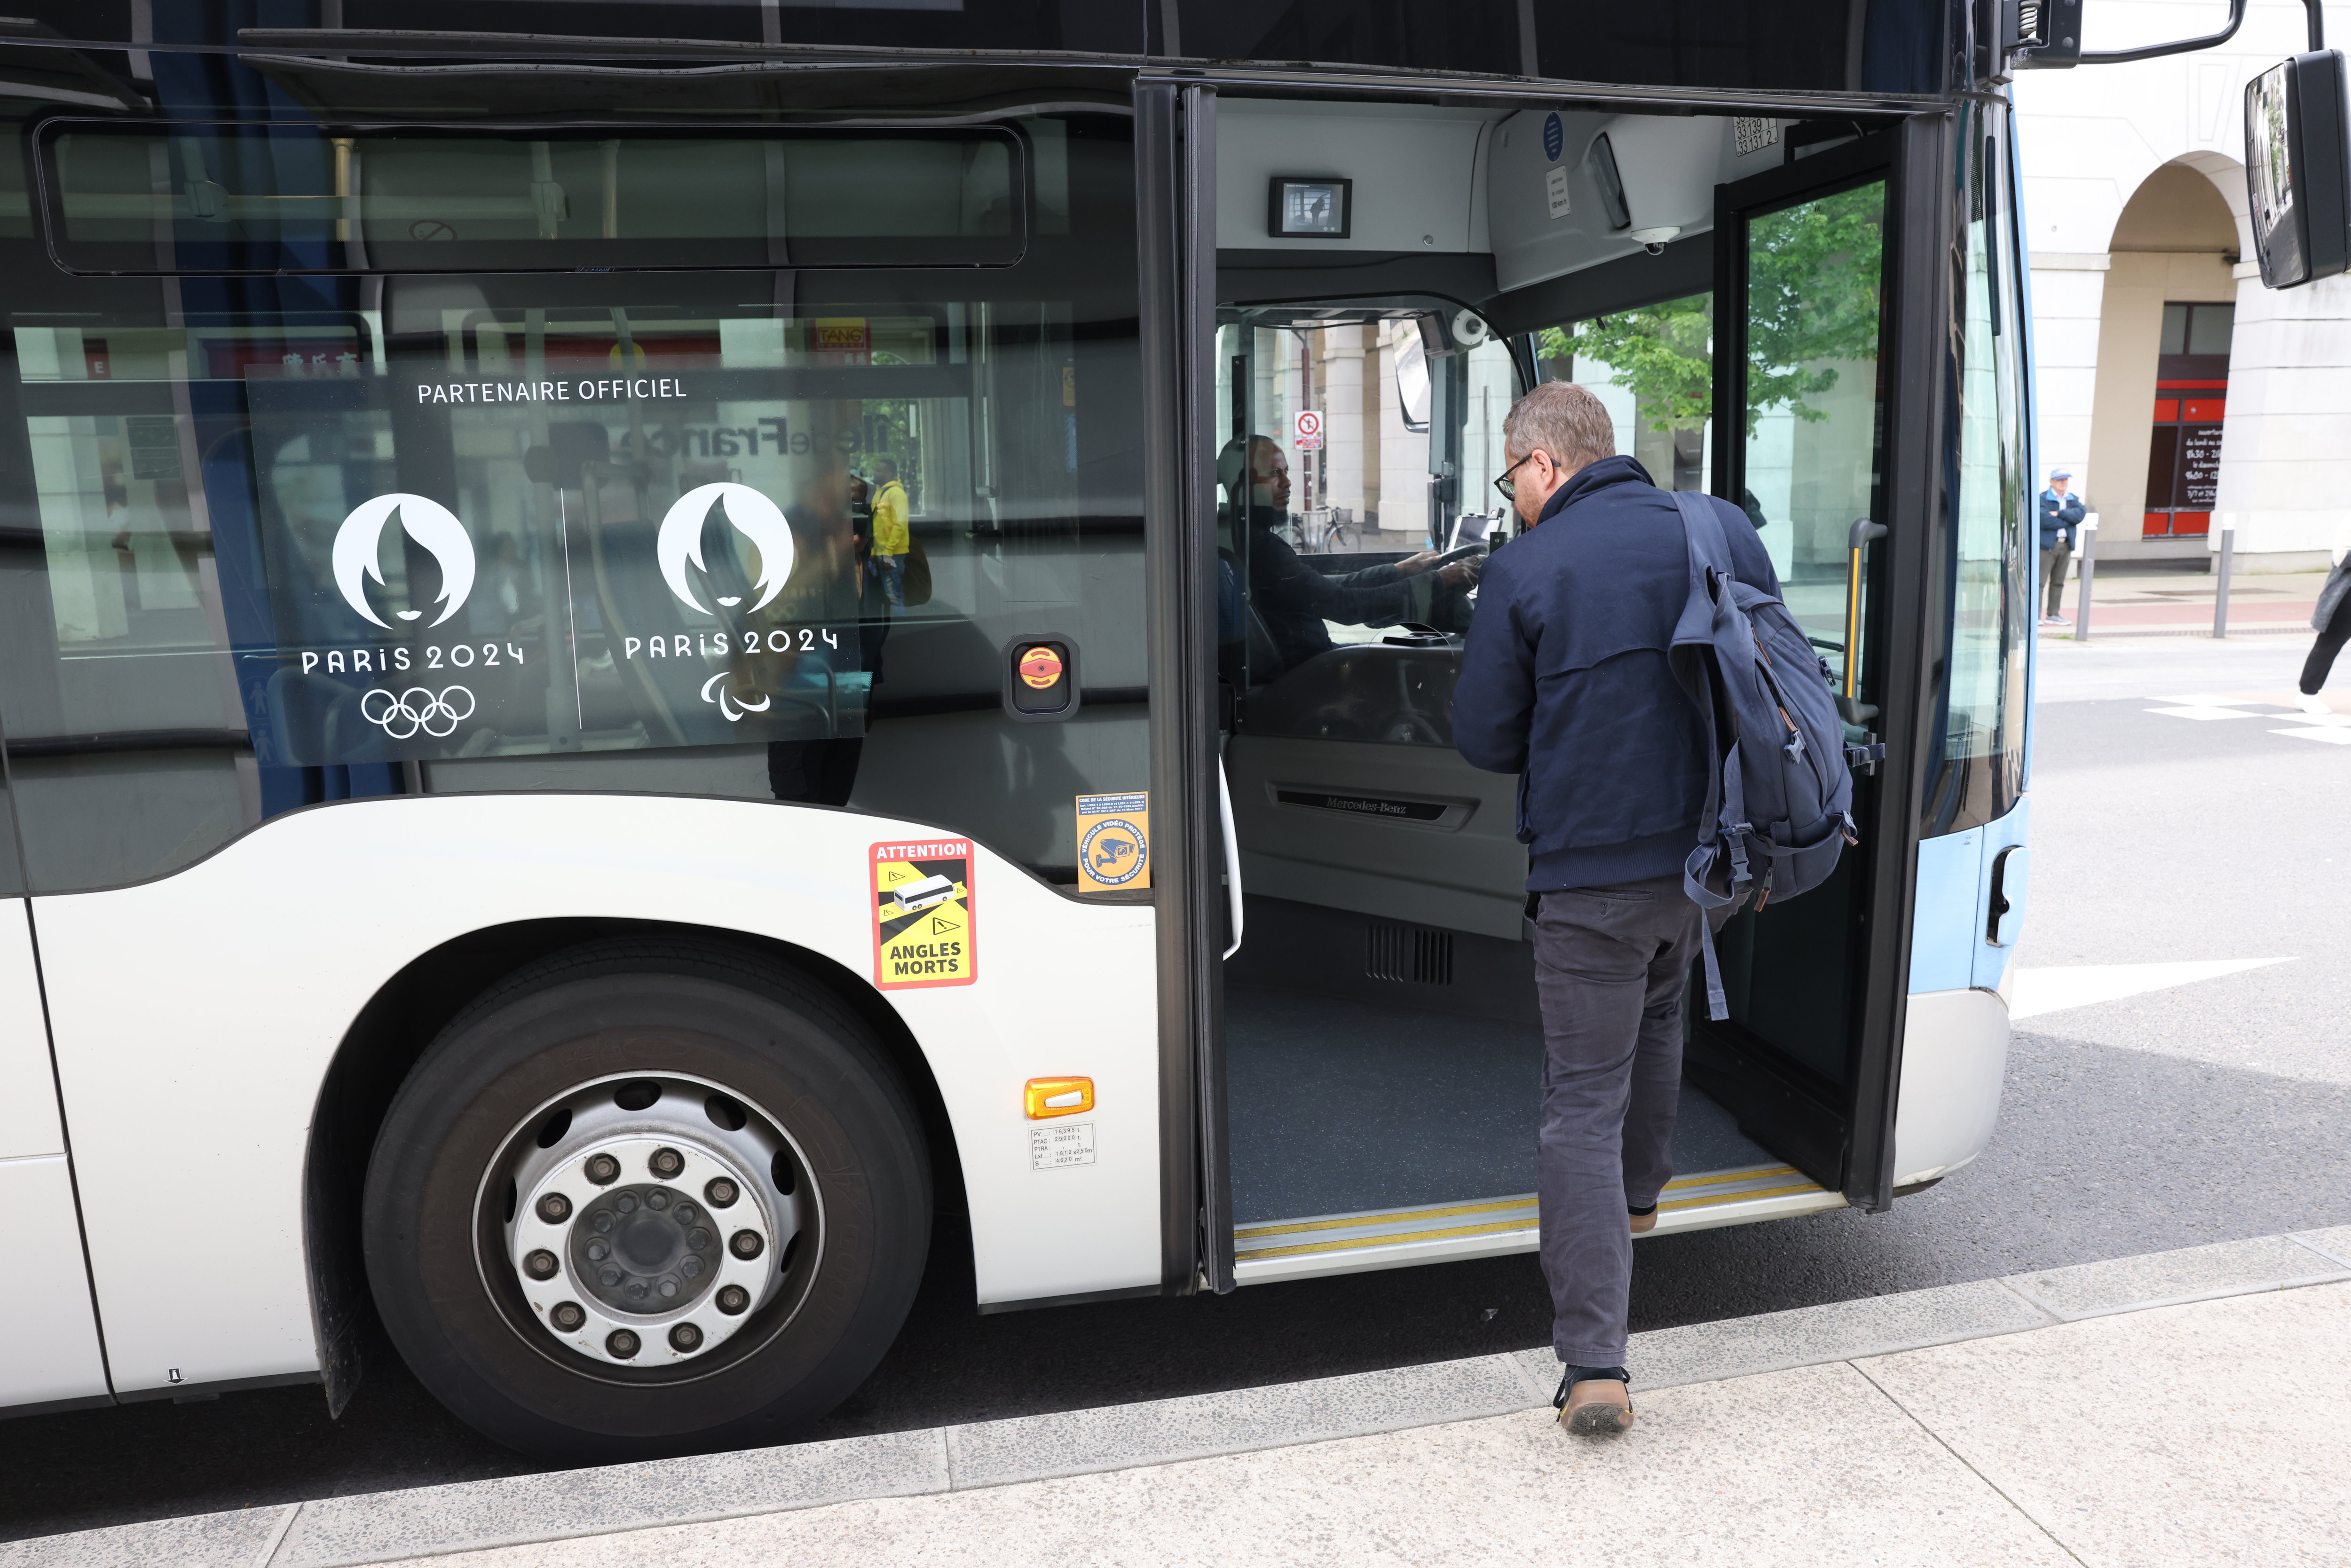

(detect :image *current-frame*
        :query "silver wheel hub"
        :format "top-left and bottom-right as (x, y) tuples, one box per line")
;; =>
(492, 1076), (812, 1369)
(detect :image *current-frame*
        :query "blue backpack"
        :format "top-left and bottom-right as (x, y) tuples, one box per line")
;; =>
(1667, 491), (1877, 1020)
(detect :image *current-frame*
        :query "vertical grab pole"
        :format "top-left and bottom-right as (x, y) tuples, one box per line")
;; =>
(1844, 517), (1888, 716)
(2213, 525), (2235, 638)
(2074, 517), (2099, 640)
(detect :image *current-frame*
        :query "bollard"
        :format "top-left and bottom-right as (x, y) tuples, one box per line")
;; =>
(2074, 519), (2099, 641)
(2213, 526), (2235, 639)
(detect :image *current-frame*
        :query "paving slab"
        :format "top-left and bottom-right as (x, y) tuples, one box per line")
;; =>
(2003, 1233), (2349, 1320)
(1505, 1276), (2055, 1397)
(2292, 1224), (2351, 1268)
(274, 1428), (946, 1568)
(1859, 1282), (2351, 1568)
(945, 1350), (1544, 1489)
(411, 1363), (2078, 1568)
(0, 1505), (294, 1568)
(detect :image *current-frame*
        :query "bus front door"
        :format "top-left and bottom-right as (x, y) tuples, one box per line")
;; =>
(1694, 125), (1941, 1212)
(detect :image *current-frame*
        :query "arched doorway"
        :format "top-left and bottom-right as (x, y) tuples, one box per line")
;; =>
(2085, 161), (2241, 556)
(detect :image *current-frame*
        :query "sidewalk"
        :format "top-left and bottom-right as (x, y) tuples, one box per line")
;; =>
(2043, 565), (2327, 638)
(18, 1229), (2349, 1568)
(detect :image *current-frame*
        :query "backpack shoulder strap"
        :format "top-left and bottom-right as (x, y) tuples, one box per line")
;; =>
(1670, 489), (1740, 575)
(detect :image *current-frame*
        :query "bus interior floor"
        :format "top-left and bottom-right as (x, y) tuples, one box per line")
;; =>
(1223, 983), (1780, 1226)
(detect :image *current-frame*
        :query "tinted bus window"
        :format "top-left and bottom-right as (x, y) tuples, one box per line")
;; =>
(0, 111), (1144, 894)
(1173, 0), (1519, 73)
(40, 124), (1023, 275)
(299, 0), (1145, 56)
(1531, 0), (1941, 94)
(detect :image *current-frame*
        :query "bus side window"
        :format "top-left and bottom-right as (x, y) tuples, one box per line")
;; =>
(0, 115), (1150, 896)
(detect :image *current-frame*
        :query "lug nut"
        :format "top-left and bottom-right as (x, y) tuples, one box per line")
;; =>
(686, 1228), (711, 1251)
(584, 1154), (620, 1186)
(606, 1329), (640, 1359)
(550, 1301), (585, 1332)
(669, 1322), (703, 1352)
(717, 1284), (750, 1315)
(536, 1192), (572, 1223)
(646, 1189), (671, 1212)
(675, 1202), (699, 1225)
(649, 1147), (685, 1179)
(524, 1249), (559, 1280)
(729, 1229), (764, 1260)
(704, 1177), (738, 1208)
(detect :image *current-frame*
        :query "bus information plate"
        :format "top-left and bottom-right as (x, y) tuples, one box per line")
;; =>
(871, 838), (977, 990)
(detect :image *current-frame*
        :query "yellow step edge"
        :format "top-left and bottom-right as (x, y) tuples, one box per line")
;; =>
(1239, 1181), (1832, 1262)
(1238, 1214), (1541, 1262)
(1660, 1180), (1825, 1212)
(1233, 1166), (1804, 1243)
(1662, 1164), (1799, 1192)
(1233, 1195), (1538, 1242)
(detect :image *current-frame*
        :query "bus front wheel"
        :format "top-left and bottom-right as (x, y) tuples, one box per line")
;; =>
(362, 939), (931, 1461)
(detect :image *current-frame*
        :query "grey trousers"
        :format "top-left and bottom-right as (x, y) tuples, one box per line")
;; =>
(2040, 538), (2072, 618)
(1531, 875), (1705, 1366)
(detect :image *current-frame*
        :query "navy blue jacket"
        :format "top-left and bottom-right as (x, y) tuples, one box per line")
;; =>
(2038, 487), (2085, 550)
(1453, 456), (1782, 891)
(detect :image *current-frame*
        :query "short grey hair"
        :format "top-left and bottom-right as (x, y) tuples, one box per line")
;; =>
(1504, 381), (1617, 474)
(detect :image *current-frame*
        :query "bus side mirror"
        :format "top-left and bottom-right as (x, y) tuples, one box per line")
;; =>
(2245, 51), (2351, 288)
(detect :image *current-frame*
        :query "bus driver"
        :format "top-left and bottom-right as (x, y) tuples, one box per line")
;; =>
(1219, 434), (1480, 674)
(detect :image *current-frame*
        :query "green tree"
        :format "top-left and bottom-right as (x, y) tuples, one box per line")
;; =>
(1535, 184), (1884, 440)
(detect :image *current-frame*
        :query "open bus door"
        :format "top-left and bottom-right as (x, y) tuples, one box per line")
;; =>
(1696, 124), (1946, 1213)
(1164, 91), (1956, 1298)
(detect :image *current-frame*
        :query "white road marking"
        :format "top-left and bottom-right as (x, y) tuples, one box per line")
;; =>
(2009, 958), (2297, 1022)
(2144, 705), (2266, 720)
(2271, 726), (2351, 744)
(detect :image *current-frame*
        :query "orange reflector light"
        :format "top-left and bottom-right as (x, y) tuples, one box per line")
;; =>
(1024, 1076), (1094, 1119)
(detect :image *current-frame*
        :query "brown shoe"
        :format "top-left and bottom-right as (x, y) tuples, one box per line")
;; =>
(1629, 1204), (1658, 1235)
(1554, 1368), (1635, 1435)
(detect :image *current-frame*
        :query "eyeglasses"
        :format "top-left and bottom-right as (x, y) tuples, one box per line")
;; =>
(1494, 451), (1538, 501)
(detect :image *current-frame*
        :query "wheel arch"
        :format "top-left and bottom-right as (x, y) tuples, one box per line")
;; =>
(301, 916), (962, 1416)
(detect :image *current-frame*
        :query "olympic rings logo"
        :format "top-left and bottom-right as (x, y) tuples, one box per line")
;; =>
(360, 685), (477, 739)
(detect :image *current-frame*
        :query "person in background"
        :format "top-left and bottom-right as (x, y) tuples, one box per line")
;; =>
(2038, 469), (2086, 626)
(870, 458), (910, 609)
(2298, 551), (2351, 714)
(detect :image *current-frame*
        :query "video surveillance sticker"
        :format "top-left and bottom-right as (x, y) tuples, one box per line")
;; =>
(1074, 792), (1150, 891)
(872, 838), (976, 990)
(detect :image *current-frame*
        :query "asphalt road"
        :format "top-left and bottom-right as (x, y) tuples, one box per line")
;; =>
(6, 632), (2348, 1544)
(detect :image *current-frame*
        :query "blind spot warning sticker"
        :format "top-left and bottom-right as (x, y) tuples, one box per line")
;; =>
(1075, 791), (1150, 891)
(872, 838), (976, 990)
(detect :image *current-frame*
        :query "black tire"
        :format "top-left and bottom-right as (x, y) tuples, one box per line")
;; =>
(362, 937), (930, 1461)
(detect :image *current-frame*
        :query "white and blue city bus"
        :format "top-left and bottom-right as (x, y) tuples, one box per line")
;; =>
(0, 0), (2261, 1459)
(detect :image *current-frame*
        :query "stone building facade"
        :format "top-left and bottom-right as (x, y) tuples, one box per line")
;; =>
(2016, 0), (2351, 570)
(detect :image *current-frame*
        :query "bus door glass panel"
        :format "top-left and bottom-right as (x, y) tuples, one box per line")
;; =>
(1701, 151), (1890, 1173)
(1216, 309), (1542, 1230)
(1924, 117), (2030, 840)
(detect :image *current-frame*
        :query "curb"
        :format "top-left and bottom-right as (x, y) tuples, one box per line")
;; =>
(12, 1226), (2351, 1568)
